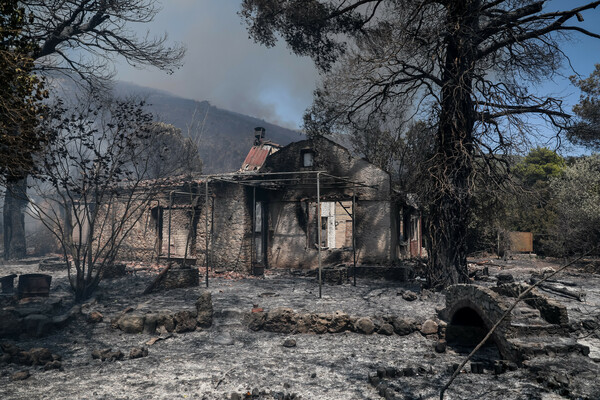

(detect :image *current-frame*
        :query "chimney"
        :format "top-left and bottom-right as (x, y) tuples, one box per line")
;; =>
(254, 127), (265, 145)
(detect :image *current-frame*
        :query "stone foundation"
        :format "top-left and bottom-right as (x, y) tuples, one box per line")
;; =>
(155, 266), (199, 291)
(320, 266), (348, 285)
(114, 292), (213, 334)
(245, 307), (438, 338)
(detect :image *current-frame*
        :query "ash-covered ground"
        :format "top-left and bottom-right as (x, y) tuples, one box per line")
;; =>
(1, 256), (599, 400)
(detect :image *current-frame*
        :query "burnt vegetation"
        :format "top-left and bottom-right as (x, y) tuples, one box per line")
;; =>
(242, 0), (600, 288)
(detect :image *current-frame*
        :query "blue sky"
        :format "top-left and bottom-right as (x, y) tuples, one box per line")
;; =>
(116, 0), (600, 144)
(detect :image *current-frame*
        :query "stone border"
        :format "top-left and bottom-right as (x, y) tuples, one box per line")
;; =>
(245, 307), (441, 338)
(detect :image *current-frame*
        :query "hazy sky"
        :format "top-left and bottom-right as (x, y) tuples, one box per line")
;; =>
(115, 0), (600, 132)
(115, 0), (318, 129)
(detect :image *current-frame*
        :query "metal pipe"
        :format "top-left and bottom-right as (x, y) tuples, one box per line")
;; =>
(167, 191), (173, 265)
(251, 186), (256, 274)
(352, 185), (357, 287)
(317, 172), (322, 298)
(205, 179), (209, 287)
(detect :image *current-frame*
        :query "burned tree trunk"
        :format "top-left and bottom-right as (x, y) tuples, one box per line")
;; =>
(425, 0), (477, 288)
(3, 177), (28, 260)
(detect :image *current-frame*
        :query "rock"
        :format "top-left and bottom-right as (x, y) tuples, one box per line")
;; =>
(385, 367), (397, 378)
(174, 311), (197, 333)
(213, 332), (234, 346)
(10, 370), (30, 381)
(231, 393), (242, 400)
(368, 372), (380, 386)
(420, 319), (438, 335)
(392, 317), (416, 336)
(355, 317), (375, 334)
(158, 313), (175, 332)
(87, 311), (103, 323)
(434, 340), (447, 353)
(91, 348), (124, 362)
(43, 360), (62, 371)
(246, 311), (266, 331)
(1, 342), (20, 356)
(311, 314), (329, 334)
(497, 273), (514, 284)
(264, 308), (296, 334)
(294, 314), (312, 334)
(24, 347), (53, 366)
(143, 314), (159, 334)
(282, 338), (297, 348)
(554, 373), (570, 387)
(377, 367), (386, 378)
(129, 347), (148, 359)
(378, 323), (394, 336)
(403, 367), (415, 377)
(117, 314), (145, 334)
(196, 292), (213, 328)
(506, 361), (518, 371)
(402, 291), (418, 301)
(327, 311), (350, 333)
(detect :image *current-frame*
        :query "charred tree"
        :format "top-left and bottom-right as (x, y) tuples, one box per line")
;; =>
(3, 178), (27, 260)
(241, 0), (600, 288)
(1, 0), (185, 260)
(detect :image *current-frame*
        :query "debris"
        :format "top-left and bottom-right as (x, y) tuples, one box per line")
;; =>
(91, 348), (124, 362)
(435, 340), (447, 353)
(87, 311), (103, 323)
(497, 273), (514, 284)
(129, 347), (148, 359)
(143, 263), (173, 294)
(110, 306), (134, 329)
(214, 367), (235, 389)
(401, 291), (418, 301)
(283, 338), (297, 348)
(145, 334), (173, 346)
(10, 370), (30, 381)
(530, 277), (586, 301)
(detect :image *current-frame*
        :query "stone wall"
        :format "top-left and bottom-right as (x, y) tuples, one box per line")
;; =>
(261, 137), (395, 269)
(115, 181), (253, 274)
(204, 183), (252, 273)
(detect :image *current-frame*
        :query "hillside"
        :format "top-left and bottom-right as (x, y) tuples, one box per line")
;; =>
(116, 82), (305, 173)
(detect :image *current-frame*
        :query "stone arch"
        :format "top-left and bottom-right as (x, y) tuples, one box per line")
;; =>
(441, 284), (516, 362)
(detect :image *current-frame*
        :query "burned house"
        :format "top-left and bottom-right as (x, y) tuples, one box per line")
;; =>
(118, 131), (424, 273)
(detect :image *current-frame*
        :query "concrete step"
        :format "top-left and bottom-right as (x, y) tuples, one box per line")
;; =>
(510, 321), (568, 337)
(508, 336), (590, 358)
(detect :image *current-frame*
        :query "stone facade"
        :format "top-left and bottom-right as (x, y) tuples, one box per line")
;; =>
(117, 137), (423, 273)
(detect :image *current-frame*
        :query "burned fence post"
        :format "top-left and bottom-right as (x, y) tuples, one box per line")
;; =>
(317, 171), (322, 299)
(205, 178), (210, 288)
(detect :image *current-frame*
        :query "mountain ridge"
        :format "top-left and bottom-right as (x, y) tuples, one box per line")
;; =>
(115, 81), (306, 173)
